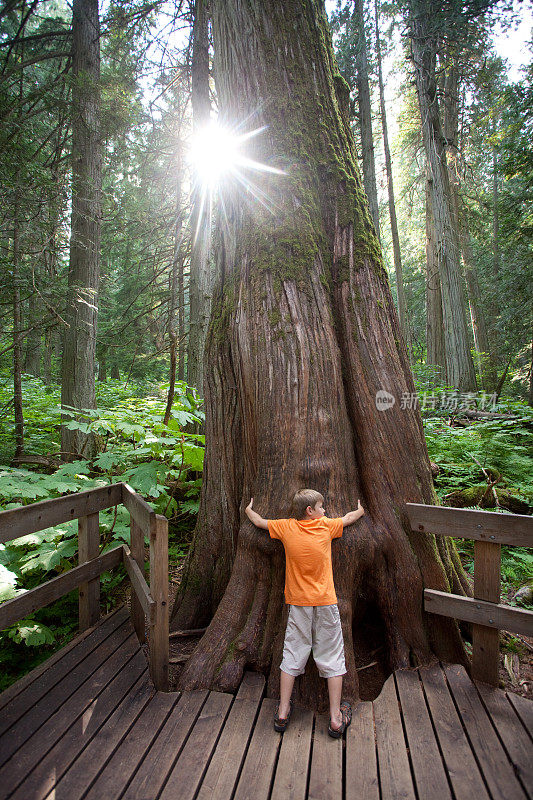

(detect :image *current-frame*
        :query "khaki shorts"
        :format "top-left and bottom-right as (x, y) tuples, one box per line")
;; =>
(280, 604), (346, 679)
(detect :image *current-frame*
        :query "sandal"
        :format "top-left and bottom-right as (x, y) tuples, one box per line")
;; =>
(274, 700), (292, 732)
(328, 701), (352, 738)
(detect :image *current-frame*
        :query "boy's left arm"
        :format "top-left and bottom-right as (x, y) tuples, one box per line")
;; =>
(341, 499), (365, 528)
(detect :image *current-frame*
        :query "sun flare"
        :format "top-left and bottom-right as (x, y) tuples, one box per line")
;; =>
(188, 120), (285, 242)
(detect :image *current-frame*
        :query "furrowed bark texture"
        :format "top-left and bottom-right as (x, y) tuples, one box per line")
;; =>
(61, 0), (101, 460)
(172, 0), (468, 709)
(408, 0), (476, 391)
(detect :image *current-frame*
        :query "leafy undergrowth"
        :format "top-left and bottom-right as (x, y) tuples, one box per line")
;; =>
(416, 378), (533, 615)
(0, 373), (202, 689)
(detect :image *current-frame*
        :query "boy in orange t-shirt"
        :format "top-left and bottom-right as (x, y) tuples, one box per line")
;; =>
(245, 488), (364, 737)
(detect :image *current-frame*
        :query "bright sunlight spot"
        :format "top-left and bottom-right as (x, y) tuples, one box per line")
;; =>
(188, 120), (285, 242)
(189, 122), (240, 186)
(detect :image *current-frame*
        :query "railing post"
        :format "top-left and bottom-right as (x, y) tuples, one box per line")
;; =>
(130, 517), (146, 644)
(149, 514), (169, 691)
(472, 540), (501, 685)
(78, 512), (100, 631)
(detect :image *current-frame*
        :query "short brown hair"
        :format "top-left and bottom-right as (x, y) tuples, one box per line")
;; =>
(290, 488), (323, 520)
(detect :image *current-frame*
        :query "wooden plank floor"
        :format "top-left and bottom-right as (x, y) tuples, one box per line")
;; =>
(1, 608), (531, 800)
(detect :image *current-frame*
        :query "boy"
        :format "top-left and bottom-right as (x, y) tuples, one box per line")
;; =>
(245, 489), (364, 738)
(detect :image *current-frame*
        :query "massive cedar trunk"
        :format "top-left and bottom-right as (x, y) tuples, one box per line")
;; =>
(408, 0), (476, 391)
(172, 0), (468, 708)
(61, 0), (101, 460)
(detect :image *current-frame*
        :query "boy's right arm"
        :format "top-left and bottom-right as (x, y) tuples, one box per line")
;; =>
(245, 498), (269, 530)
(341, 499), (365, 528)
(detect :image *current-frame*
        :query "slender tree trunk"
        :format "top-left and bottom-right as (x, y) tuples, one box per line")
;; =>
(425, 172), (446, 381)
(187, 0), (212, 395)
(528, 332), (533, 408)
(172, 0), (468, 709)
(61, 0), (102, 460)
(374, 0), (410, 355)
(164, 144), (184, 425)
(408, 0), (476, 391)
(110, 363), (120, 380)
(177, 257), (185, 382)
(12, 203), (24, 460)
(354, 0), (380, 241)
(97, 347), (106, 381)
(24, 293), (41, 375)
(12, 8), (25, 460)
(492, 145), (499, 279)
(43, 327), (53, 384)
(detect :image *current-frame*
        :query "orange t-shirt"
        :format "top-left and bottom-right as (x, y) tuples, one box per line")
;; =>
(267, 517), (343, 606)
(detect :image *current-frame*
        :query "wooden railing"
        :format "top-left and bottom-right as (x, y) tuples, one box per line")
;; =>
(407, 503), (533, 686)
(0, 483), (169, 690)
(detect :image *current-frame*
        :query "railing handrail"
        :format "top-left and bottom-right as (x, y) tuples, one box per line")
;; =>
(0, 483), (168, 690)
(406, 502), (533, 547)
(406, 501), (533, 686)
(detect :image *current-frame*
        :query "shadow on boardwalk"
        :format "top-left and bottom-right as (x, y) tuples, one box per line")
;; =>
(0, 605), (531, 800)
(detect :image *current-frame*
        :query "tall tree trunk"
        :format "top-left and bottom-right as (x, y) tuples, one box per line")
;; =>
(61, 0), (101, 460)
(12, 200), (24, 460)
(425, 172), (446, 381)
(492, 145), (499, 279)
(12, 7), (25, 460)
(97, 347), (106, 381)
(172, 0), (468, 710)
(43, 327), (53, 384)
(408, 0), (476, 391)
(374, 0), (410, 355)
(177, 254), (185, 382)
(164, 143), (184, 426)
(442, 62), (496, 389)
(24, 292), (41, 376)
(187, 0), (212, 395)
(354, 0), (380, 241)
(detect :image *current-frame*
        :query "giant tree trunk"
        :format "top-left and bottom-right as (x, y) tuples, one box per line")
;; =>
(354, 0), (380, 241)
(61, 0), (101, 460)
(425, 172), (446, 380)
(172, 0), (468, 709)
(187, 0), (213, 395)
(375, 0), (410, 356)
(408, 0), (476, 391)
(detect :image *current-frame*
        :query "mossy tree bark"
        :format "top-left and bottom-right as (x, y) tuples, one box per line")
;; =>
(172, 0), (469, 708)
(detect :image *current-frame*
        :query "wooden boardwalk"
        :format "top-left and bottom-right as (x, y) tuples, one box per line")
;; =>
(0, 606), (531, 800)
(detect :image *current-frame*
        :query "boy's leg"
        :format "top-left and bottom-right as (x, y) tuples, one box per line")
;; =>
(327, 675), (343, 730)
(278, 670), (296, 719)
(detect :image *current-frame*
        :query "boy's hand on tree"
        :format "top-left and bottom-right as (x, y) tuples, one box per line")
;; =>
(357, 499), (364, 516)
(245, 498), (269, 530)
